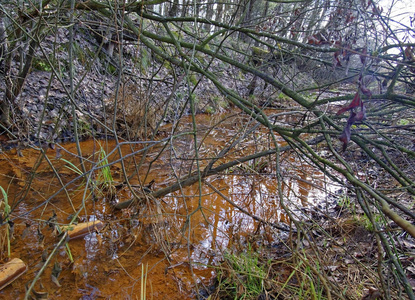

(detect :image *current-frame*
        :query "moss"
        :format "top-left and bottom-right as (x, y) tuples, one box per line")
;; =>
(32, 58), (52, 72)
(106, 63), (117, 74)
(203, 44), (211, 51)
(188, 73), (198, 86)
(139, 48), (151, 74)
(72, 41), (88, 65)
(397, 118), (414, 125)
(205, 106), (215, 114)
(251, 46), (270, 57)
(212, 95), (229, 109)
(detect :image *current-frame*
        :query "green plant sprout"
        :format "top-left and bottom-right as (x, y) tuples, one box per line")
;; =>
(0, 186), (11, 258)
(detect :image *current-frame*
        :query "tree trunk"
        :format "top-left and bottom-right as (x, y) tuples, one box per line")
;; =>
(0, 12), (9, 125)
(204, 0), (215, 32)
(238, 0), (259, 42)
(168, 0), (179, 17)
(215, 0), (223, 24)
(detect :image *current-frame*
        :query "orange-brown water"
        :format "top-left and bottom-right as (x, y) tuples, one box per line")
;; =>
(0, 112), (332, 299)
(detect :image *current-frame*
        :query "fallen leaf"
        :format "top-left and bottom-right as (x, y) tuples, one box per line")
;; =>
(51, 274), (61, 287)
(361, 287), (381, 300)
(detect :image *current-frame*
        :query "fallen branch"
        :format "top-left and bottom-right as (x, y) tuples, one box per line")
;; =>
(114, 137), (324, 210)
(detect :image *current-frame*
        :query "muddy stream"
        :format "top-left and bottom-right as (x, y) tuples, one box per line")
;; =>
(0, 112), (333, 299)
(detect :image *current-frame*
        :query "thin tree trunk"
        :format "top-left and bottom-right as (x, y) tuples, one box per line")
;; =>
(168, 0), (179, 16)
(204, 0), (215, 32)
(0, 12), (9, 124)
(215, 1), (223, 24)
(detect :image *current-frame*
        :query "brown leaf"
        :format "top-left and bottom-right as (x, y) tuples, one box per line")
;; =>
(51, 274), (61, 287)
(334, 51), (342, 67)
(307, 35), (321, 45)
(354, 105), (366, 122)
(360, 85), (372, 98)
(361, 287), (381, 300)
(339, 118), (352, 151)
(360, 47), (368, 65)
(405, 46), (415, 61)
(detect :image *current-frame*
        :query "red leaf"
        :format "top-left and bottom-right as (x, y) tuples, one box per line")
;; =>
(307, 35), (321, 45)
(336, 92), (362, 115)
(349, 92), (362, 108)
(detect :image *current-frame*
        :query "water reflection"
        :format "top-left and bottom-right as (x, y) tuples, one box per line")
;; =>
(0, 111), (333, 298)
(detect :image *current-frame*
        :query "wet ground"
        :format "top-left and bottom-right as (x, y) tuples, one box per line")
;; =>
(0, 111), (334, 299)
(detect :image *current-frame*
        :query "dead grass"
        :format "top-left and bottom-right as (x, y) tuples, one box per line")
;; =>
(210, 215), (395, 299)
(106, 83), (159, 139)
